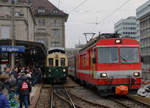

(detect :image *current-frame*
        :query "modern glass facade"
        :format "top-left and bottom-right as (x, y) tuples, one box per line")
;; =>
(114, 16), (137, 40)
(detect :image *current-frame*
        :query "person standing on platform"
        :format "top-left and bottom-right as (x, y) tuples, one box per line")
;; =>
(0, 81), (10, 108)
(17, 72), (31, 108)
(11, 67), (19, 80)
(1, 67), (11, 99)
(8, 74), (19, 108)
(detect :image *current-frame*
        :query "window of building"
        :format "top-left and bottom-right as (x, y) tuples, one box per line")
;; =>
(15, 12), (24, 17)
(38, 19), (46, 26)
(8, 0), (18, 3)
(52, 9), (59, 14)
(54, 19), (60, 26)
(37, 40), (45, 44)
(1, 25), (10, 39)
(52, 29), (60, 37)
(38, 8), (45, 14)
(51, 41), (60, 47)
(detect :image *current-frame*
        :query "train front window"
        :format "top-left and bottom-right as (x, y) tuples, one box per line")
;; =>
(61, 58), (65, 66)
(55, 59), (59, 66)
(98, 48), (119, 64)
(49, 58), (53, 66)
(120, 48), (139, 63)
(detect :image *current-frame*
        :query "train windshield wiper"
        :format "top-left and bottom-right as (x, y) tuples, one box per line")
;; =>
(120, 56), (128, 62)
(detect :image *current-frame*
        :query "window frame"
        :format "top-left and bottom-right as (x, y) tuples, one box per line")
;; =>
(61, 58), (66, 66)
(120, 47), (140, 63)
(49, 58), (53, 66)
(97, 47), (119, 64)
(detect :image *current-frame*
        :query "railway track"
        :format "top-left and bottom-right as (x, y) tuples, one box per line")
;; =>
(110, 96), (150, 108)
(35, 79), (150, 108)
(50, 85), (77, 108)
(50, 85), (109, 108)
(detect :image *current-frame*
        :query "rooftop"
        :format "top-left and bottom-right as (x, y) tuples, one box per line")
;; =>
(1, 0), (68, 17)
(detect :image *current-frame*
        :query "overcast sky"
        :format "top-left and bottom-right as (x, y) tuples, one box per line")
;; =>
(49, 0), (148, 48)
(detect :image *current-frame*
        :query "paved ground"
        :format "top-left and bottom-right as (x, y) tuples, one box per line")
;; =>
(29, 84), (42, 108)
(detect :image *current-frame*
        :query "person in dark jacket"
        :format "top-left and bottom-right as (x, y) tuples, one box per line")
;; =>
(0, 81), (10, 108)
(17, 72), (31, 108)
(11, 67), (19, 80)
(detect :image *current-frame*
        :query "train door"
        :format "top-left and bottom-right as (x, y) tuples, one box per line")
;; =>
(90, 48), (96, 79)
(55, 59), (59, 66)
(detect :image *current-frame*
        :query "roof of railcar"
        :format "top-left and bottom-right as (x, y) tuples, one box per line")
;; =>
(48, 49), (65, 54)
(79, 37), (139, 53)
(96, 38), (139, 46)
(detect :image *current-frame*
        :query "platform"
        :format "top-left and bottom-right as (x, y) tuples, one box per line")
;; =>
(29, 84), (42, 108)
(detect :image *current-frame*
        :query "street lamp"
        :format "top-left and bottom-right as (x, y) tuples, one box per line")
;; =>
(10, 0), (15, 69)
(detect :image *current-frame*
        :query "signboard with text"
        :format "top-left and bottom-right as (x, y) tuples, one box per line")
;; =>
(0, 46), (25, 53)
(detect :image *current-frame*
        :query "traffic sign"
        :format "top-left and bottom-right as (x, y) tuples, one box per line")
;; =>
(0, 46), (25, 52)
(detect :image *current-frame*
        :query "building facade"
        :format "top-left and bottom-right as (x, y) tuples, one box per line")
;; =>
(114, 16), (137, 40)
(0, 0), (68, 50)
(30, 0), (68, 49)
(0, 0), (35, 41)
(136, 0), (150, 70)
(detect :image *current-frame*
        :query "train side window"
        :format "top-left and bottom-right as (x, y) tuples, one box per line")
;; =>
(94, 48), (96, 57)
(61, 58), (65, 66)
(93, 58), (96, 64)
(49, 58), (53, 66)
(93, 48), (96, 64)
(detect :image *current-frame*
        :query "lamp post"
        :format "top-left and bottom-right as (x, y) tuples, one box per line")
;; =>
(10, 0), (15, 69)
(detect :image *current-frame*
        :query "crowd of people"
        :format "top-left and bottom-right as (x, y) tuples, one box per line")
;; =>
(0, 66), (42, 108)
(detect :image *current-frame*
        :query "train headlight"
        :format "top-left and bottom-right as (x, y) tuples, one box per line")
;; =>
(133, 72), (140, 77)
(63, 69), (66, 72)
(115, 39), (121, 44)
(100, 73), (107, 77)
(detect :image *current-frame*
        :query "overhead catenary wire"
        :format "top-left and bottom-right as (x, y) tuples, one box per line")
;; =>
(66, 0), (132, 27)
(71, 0), (89, 11)
(90, 0), (132, 32)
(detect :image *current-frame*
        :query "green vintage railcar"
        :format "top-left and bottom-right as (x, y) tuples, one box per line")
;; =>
(45, 48), (68, 83)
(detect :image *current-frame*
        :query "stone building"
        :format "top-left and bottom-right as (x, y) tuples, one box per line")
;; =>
(0, 0), (68, 49)
(0, 0), (35, 41)
(30, 0), (68, 49)
(136, 0), (150, 70)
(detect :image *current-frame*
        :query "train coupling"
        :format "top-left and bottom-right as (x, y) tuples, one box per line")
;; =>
(115, 85), (128, 95)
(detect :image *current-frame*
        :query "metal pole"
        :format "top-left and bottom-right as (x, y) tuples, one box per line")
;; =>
(10, 1), (15, 69)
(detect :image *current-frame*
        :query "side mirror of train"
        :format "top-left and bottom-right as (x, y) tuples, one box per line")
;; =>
(93, 58), (96, 64)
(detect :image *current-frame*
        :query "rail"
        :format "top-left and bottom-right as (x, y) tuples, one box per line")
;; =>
(64, 88), (76, 108)
(50, 85), (77, 108)
(50, 87), (54, 108)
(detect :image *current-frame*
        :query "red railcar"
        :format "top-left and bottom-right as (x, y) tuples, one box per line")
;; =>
(70, 37), (141, 96)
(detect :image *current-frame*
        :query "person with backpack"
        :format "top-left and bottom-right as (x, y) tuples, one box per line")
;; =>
(17, 72), (31, 108)
(0, 81), (10, 108)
